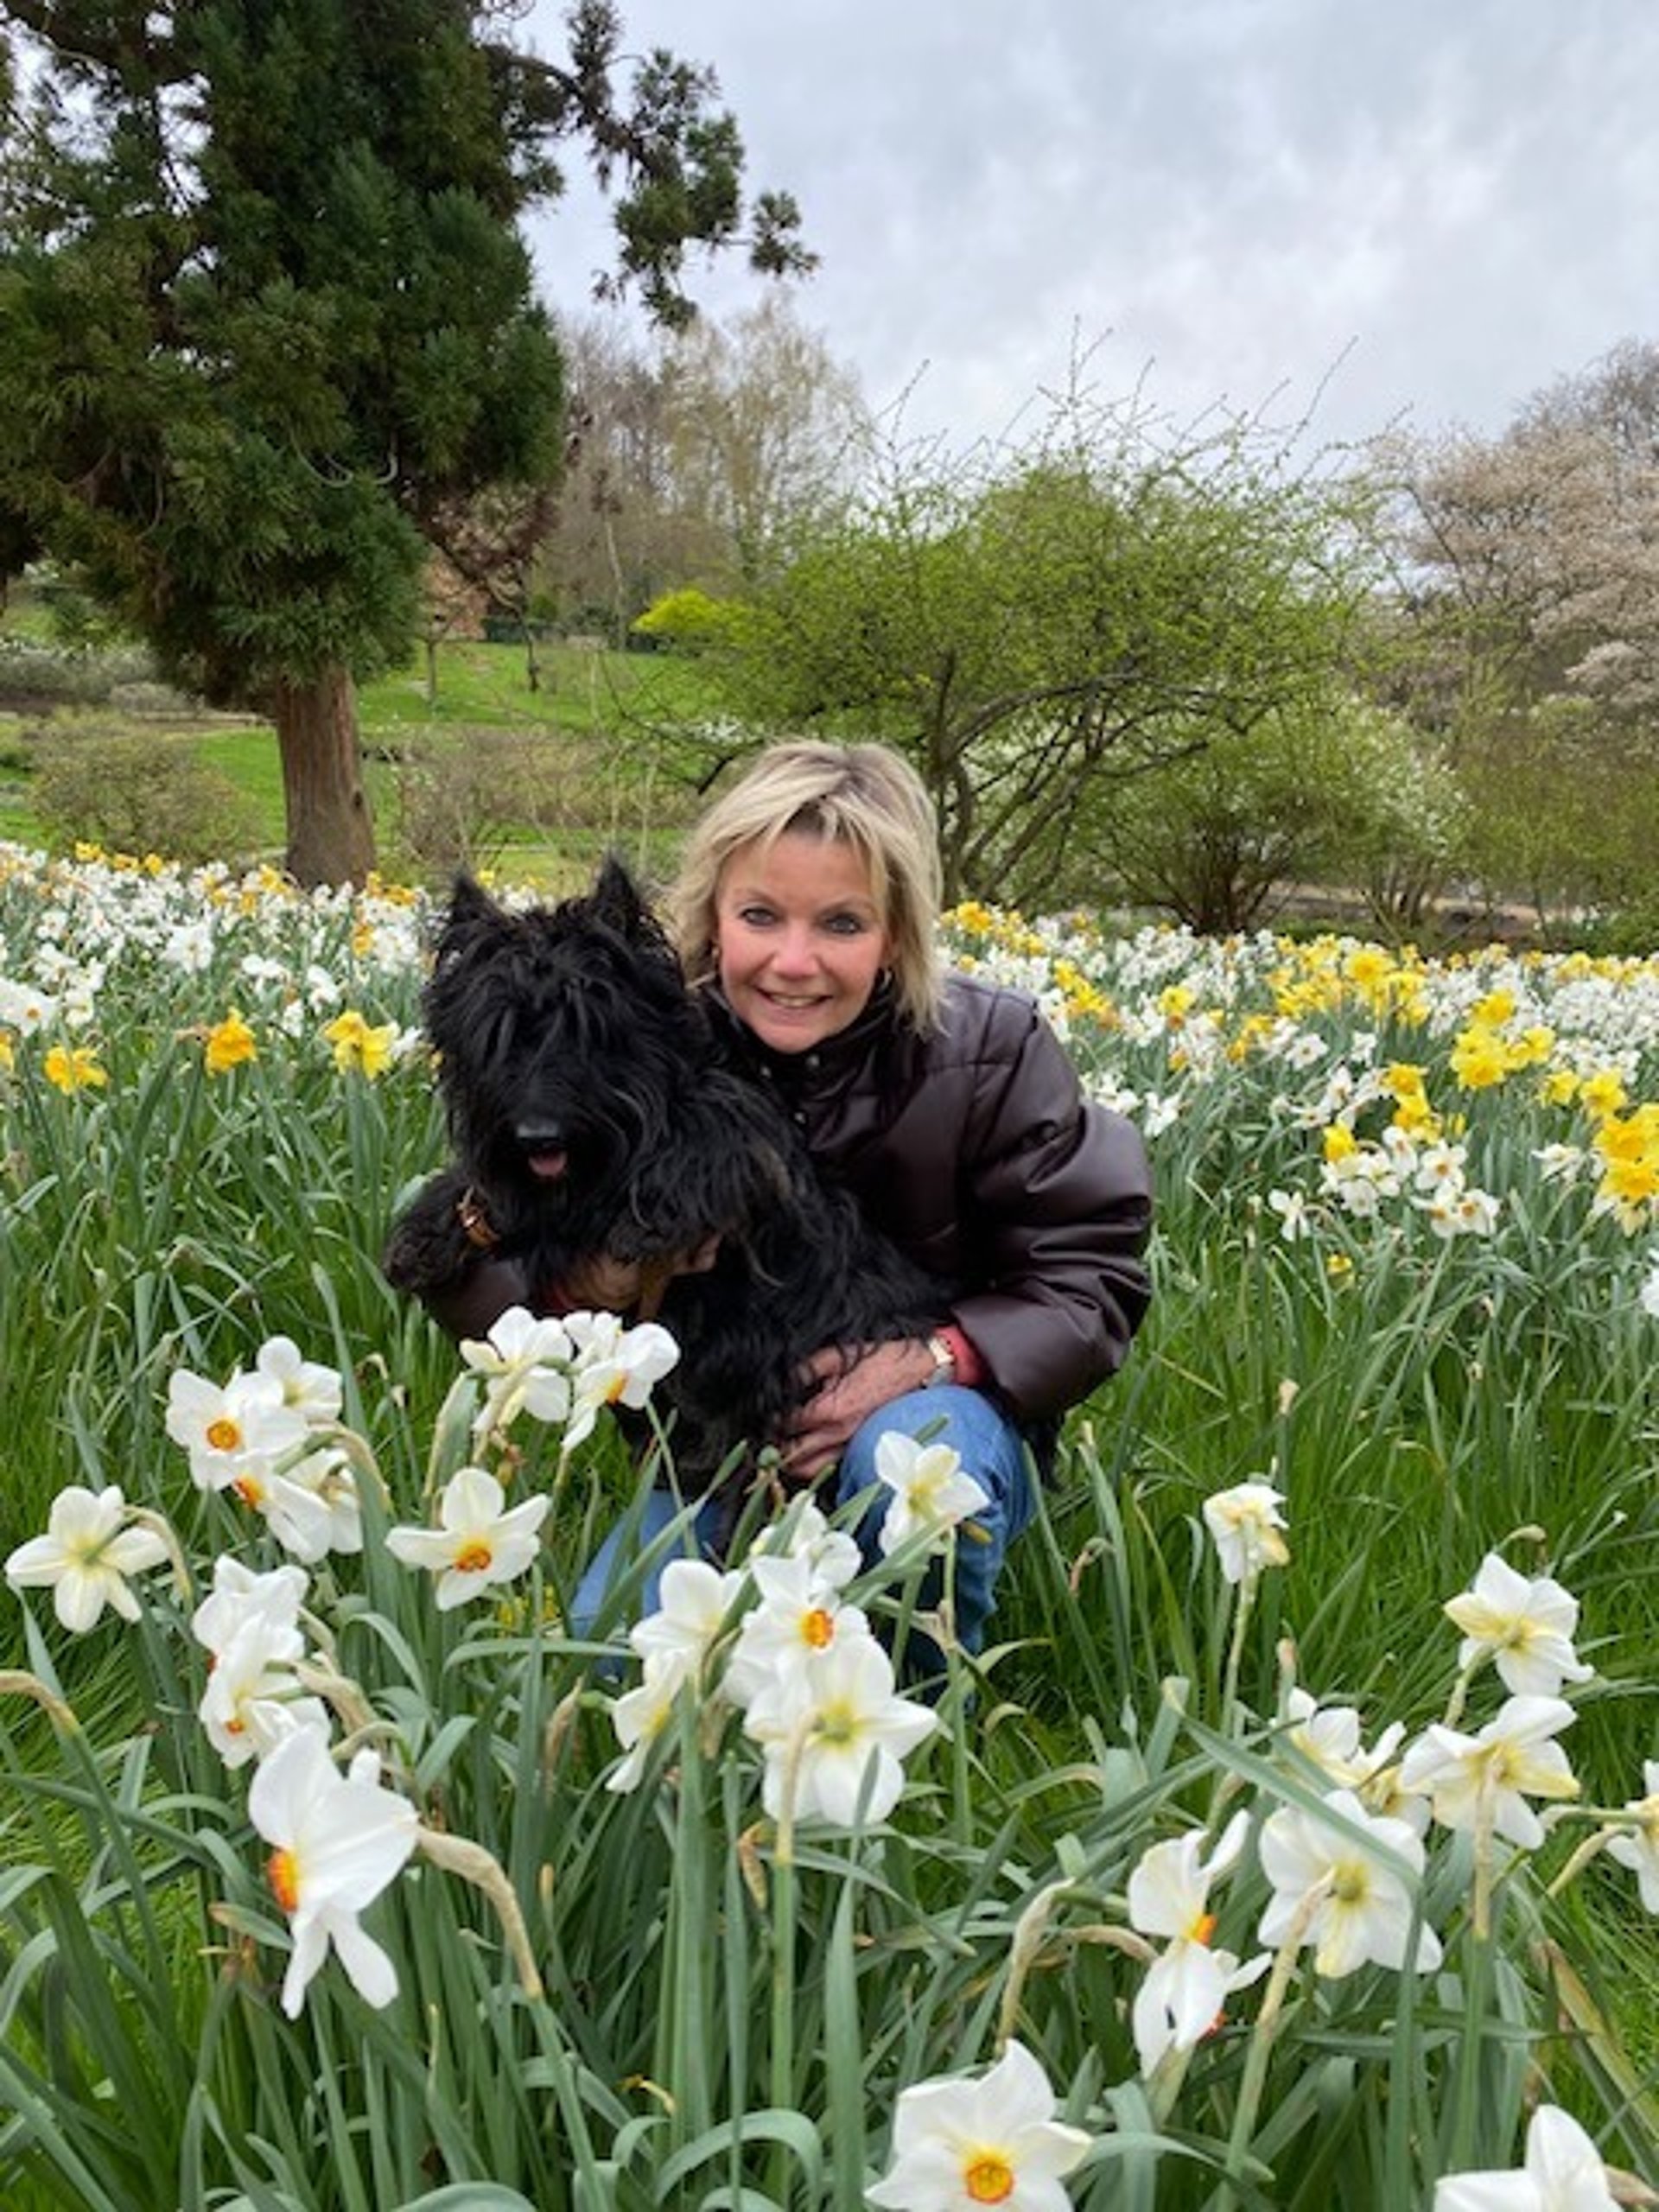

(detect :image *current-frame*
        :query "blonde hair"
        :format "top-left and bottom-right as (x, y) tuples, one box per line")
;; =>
(669, 741), (944, 1033)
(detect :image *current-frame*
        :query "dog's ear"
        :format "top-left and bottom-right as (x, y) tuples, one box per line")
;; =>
(445, 873), (501, 931)
(590, 854), (651, 939)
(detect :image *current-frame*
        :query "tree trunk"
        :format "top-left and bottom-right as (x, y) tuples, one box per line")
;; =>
(273, 664), (377, 887)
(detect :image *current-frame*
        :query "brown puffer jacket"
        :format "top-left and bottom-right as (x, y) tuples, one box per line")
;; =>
(708, 969), (1154, 1423)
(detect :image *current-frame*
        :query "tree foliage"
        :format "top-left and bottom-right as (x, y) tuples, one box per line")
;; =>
(0, 0), (808, 880)
(1091, 700), (1468, 936)
(661, 386), (1379, 906)
(535, 299), (864, 640)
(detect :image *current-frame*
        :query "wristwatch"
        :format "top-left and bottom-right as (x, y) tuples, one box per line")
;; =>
(924, 1332), (957, 1386)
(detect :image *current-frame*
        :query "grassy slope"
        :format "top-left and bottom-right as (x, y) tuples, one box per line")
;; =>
(0, 626), (723, 878)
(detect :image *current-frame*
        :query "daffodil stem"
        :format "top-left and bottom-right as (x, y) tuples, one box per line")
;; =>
(0, 1670), (77, 1732)
(416, 1827), (543, 1999)
(769, 1717), (809, 2199)
(1440, 1654), (1485, 1732)
(1221, 1573), (1256, 1737)
(1547, 1827), (1611, 1899)
(1215, 1883), (1324, 2207)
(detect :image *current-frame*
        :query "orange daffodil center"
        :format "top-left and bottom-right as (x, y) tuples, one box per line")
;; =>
(963, 2152), (1016, 2202)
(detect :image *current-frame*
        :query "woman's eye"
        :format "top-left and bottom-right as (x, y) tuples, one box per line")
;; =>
(823, 913), (866, 936)
(737, 906), (776, 927)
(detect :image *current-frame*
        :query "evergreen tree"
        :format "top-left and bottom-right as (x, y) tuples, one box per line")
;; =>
(0, 0), (807, 880)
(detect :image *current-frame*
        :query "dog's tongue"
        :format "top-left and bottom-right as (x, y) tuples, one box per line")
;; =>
(527, 1149), (569, 1182)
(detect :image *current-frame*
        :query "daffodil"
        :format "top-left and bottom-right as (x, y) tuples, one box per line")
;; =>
(1433, 2103), (1618, 2209)
(5, 1484), (168, 1630)
(204, 1008), (257, 1074)
(242, 1447), (363, 1562)
(627, 1556), (745, 1676)
(1443, 1554), (1593, 1698)
(722, 1552), (877, 1711)
(165, 1367), (308, 1492)
(747, 1636), (935, 1828)
(1605, 1760), (1659, 1911)
(1127, 1813), (1266, 2074)
(191, 1557), (310, 1658)
(246, 1724), (419, 2018)
(1281, 1688), (1405, 1793)
(255, 1336), (345, 1427)
(562, 1311), (681, 1449)
(321, 1007), (397, 1077)
(1399, 1694), (1580, 1851)
(461, 1306), (575, 1437)
(867, 2037), (1093, 2212)
(1257, 1787), (1443, 1978)
(385, 1467), (550, 1610)
(744, 1497), (861, 1591)
(198, 1613), (328, 1769)
(874, 1431), (990, 1556)
(606, 1653), (687, 1795)
(42, 1041), (107, 1092)
(1202, 1480), (1290, 1585)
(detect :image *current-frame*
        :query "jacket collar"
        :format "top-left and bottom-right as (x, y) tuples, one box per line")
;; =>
(704, 976), (899, 1092)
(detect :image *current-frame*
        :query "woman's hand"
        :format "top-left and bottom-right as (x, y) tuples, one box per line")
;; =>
(779, 1337), (943, 1478)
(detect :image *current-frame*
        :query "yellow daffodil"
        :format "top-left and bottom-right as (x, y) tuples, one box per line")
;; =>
(205, 1009), (257, 1074)
(43, 1042), (108, 1093)
(322, 1008), (397, 1078)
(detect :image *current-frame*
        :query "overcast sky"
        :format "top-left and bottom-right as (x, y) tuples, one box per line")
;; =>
(524, 0), (1659, 459)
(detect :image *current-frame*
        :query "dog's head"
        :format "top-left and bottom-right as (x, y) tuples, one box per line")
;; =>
(423, 858), (711, 1243)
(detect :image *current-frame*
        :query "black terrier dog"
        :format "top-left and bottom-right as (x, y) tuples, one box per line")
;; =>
(383, 861), (949, 1498)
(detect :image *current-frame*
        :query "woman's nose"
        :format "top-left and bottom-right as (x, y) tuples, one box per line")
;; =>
(768, 925), (817, 976)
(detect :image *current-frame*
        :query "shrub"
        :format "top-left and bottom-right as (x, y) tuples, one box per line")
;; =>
(29, 719), (260, 864)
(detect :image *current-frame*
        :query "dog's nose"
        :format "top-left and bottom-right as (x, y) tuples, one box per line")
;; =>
(514, 1122), (567, 1152)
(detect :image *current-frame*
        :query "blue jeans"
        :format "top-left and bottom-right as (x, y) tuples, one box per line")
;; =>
(569, 1384), (1034, 1664)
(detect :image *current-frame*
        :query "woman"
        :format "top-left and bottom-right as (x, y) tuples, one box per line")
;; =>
(577, 739), (1154, 1652)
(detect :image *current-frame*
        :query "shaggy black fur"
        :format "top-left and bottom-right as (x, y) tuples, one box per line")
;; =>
(382, 860), (949, 1494)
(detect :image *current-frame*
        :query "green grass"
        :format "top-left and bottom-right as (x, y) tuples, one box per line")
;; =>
(0, 601), (728, 876)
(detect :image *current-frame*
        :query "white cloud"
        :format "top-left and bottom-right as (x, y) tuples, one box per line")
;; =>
(525, 0), (1659, 455)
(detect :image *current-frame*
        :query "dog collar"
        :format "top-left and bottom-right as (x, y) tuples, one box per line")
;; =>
(455, 1187), (502, 1250)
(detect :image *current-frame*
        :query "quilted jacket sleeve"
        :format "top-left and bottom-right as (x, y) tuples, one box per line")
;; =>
(946, 995), (1154, 1421)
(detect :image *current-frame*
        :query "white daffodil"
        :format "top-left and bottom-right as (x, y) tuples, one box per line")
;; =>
(198, 1614), (328, 1770)
(255, 1336), (344, 1427)
(192, 1557), (310, 1659)
(1434, 2102), (1618, 2210)
(385, 1467), (550, 1611)
(1640, 1254), (1659, 1320)
(747, 1637), (936, 1828)
(874, 1431), (991, 1557)
(165, 1367), (308, 1493)
(627, 1556), (745, 1675)
(5, 1484), (168, 1631)
(1605, 1760), (1659, 1911)
(722, 1552), (878, 1711)
(1202, 1480), (1290, 1585)
(1399, 1695), (1580, 1852)
(461, 1306), (575, 1437)
(562, 1313), (680, 1449)
(246, 1724), (419, 2019)
(1443, 1553), (1594, 1698)
(744, 1498), (862, 1592)
(867, 2037), (1093, 2212)
(1281, 1688), (1406, 1793)
(1257, 1787), (1443, 1979)
(1266, 1186), (1313, 1241)
(606, 1652), (687, 1796)
(227, 1453), (358, 1566)
(1127, 1812), (1266, 2075)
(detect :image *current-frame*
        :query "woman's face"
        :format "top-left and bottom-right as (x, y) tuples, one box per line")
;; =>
(714, 830), (893, 1054)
